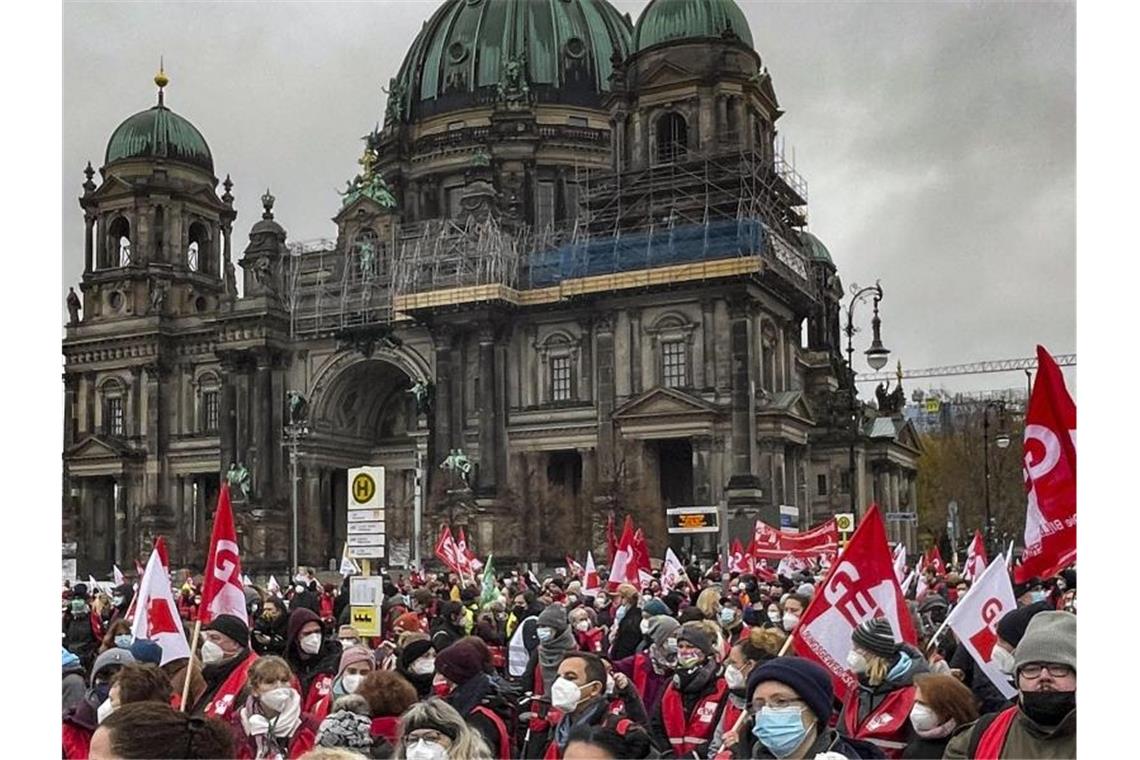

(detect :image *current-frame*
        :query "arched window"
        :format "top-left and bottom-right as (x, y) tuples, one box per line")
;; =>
(196, 372), (221, 433)
(353, 228), (380, 281)
(188, 222), (211, 275)
(107, 216), (131, 268)
(656, 112), (687, 164)
(99, 377), (127, 437)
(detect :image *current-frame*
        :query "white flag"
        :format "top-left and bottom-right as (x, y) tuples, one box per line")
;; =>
(131, 547), (191, 666)
(892, 544), (908, 584)
(340, 541), (361, 577)
(113, 565), (125, 587)
(267, 575), (281, 594)
(581, 552), (600, 598)
(660, 547), (686, 592)
(944, 555), (1018, 699)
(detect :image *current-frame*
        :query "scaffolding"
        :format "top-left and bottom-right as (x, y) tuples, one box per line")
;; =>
(289, 141), (817, 329)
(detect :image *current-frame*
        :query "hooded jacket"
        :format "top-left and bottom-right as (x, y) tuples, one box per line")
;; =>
(430, 601), (468, 652)
(285, 608), (343, 706)
(62, 649), (87, 715)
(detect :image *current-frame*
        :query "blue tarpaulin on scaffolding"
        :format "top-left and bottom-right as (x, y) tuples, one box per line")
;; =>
(527, 217), (767, 287)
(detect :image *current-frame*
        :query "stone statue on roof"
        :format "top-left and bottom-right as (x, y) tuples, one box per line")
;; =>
(441, 448), (472, 488)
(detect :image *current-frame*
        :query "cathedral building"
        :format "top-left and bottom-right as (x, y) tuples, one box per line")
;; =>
(63, 0), (921, 576)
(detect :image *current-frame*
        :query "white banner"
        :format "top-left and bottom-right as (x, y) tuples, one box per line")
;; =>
(944, 555), (1018, 699)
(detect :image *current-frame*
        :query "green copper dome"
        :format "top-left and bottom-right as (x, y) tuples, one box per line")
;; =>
(800, 231), (833, 265)
(633, 0), (753, 52)
(105, 103), (213, 173)
(386, 0), (632, 124)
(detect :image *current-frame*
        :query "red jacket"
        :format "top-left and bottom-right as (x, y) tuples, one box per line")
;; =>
(234, 716), (319, 760)
(659, 677), (729, 757)
(574, 627), (606, 654)
(840, 682), (918, 759)
(62, 721), (92, 760)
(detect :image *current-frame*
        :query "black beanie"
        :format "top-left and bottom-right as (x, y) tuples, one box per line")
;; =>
(204, 614), (250, 647)
(399, 638), (434, 670)
(1012, 576), (1043, 597)
(996, 600), (1051, 647)
(747, 658), (833, 726)
(851, 618), (899, 659)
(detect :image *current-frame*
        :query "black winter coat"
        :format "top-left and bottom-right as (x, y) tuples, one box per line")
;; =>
(608, 605), (643, 661)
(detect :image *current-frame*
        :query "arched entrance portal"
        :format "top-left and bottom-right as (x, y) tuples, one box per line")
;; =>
(302, 357), (425, 567)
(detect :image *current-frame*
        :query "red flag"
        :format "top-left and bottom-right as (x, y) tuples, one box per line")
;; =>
(964, 530), (988, 581)
(434, 525), (463, 575)
(131, 542), (191, 665)
(582, 552), (600, 597)
(606, 513), (617, 566)
(199, 484), (247, 625)
(606, 516), (637, 590)
(753, 518), (839, 561)
(632, 529), (652, 573)
(728, 539), (748, 574)
(791, 505), (917, 700)
(457, 528), (483, 574)
(924, 545), (946, 575)
(1015, 346), (1076, 582)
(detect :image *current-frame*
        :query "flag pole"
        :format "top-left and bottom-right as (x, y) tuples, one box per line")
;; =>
(180, 618), (201, 712)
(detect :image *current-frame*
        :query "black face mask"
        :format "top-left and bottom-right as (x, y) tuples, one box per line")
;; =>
(1021, 690), (1076, 726)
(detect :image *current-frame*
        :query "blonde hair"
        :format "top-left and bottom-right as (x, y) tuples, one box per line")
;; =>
(394, 698), (493, 760)
(865, 652), (890, 687)
(696, 587), (722, 619)
(298, 749), (369, 760)
(246, 655), (293, 689)
(617, 583), (639, 604)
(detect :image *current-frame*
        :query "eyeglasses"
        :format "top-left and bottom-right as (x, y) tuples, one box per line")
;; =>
(406, 729), (447, 744)
(748, 697), (804, 714)
(1019, 663), (1074, 679)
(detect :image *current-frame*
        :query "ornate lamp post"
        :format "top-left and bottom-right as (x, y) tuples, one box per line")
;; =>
(284, 391), (310, 576)
(983, 401), (1010, 551)
(844, 282), (890, 514)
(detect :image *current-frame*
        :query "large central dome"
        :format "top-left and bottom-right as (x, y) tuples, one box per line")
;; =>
(386, 0), (632, 124)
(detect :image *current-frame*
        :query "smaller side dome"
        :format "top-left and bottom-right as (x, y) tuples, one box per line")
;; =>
(105, 73), (213, 173)
(800, 231), (833, 265)
(634, 0), (754, 52)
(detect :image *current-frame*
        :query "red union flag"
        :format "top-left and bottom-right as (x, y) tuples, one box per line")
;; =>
(582, 551), (600, 597)
(200, 484), (247, 625)
(131, 542), (191, 665)
(964, 530), (988, 581)
(1016, 346), (1076, 583)
(945, 554), (1018, 698)
(434, 525), (462, 575)
(752, 518), (839, 561)
(792, 505), (917, 699)
(607, 516), (638, 590)
(728, 539), (748, 574)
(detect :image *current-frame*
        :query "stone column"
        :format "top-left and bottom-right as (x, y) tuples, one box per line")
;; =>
(477, 324), (497, 493)
(717, 95), (728, 144)
(84, 213), (95, 273)
(629, 309), (642, 395)
(693, 436), (713, 505)
(890, 469), (900, 513)
(579, 319), (593, 402)
(595, 315), (616, 484)
(63, 374), (78, 448)
(725, 297), (764, 515)
(432, 326), (454, 467)
(700, 300), (715, 389)
(219, 355), (239, 473)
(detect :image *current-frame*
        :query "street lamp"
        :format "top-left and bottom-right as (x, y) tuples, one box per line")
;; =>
(982, 401), (1009, 548)
(844, 281), (889, 513)
(284, 391), (310, 577)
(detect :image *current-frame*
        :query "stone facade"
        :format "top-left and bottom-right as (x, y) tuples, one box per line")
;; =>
(63, 0), (921, 576)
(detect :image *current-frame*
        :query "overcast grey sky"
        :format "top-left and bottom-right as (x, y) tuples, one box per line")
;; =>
(62, 0), (1075, 395)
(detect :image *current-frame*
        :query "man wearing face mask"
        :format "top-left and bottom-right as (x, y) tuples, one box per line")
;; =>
(62, 648), (135, 759)
(432, 600), (469, 653)
(612, 615), (680, 717)
(649, 622), (728, 758)
(284, 607), (342, 714)
(1012, 577), (1047, 608)
(944, 610), (1076, 759)
(533, 652), (614, 759)
(191, 613), (258, 720)
(108, 582), (134, 626)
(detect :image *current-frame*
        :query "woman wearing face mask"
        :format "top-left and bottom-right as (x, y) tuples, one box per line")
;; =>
(397, 635), (439, 699)
(611, 615), (680, 718)
(901, 674), (977, 759)
(522, 603), (578, 697)
(308, 645), (375, 722)
(99, 619), (133, 654)
(569, 606), (605, 654)
(393, 697), (494, 760)
(606, 584), (644, 661)
(253, 597), (290, 657)
(648, 622), (728, 758)
(593, 592), (615, 628)
(235, 656), (318, 759)
(719, 599), (748, 645)
(62, 648), (135, 759)
(840, 618), (930, 759)
(191, 614), (258, 720)
(724, 657), (874, 760)
(707, 627), (784, 758)
(760, 601), (783, 630)
(284, 608), (343, 714)
(779, 594), (808, 635)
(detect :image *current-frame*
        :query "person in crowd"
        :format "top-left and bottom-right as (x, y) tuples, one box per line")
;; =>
(397, 635), (438, 699)
(163, 653), (207, 712)
(99, 618), (133, 653)
(253, 596), (290, 656)
(393, 611), (428, 638)
(563, 715), (655, 759)
(758, 600), (782, 630)
(65, 583), (104, 670)
(840, 618), (929, 758)
(695, 587), (722, 621)
(310, 645), (376, 721)
(127, 638), (162, 666)
(293, 579), (322, 615)
(435, 636), (516, 758)
(286, 607), (344, 712)
(899, 673), (977, 759)
(358, 669), (420, 758)
(63, 648), (135, 759)
(592, 591), (615, 629)
(611, 614), (679, 716)
(391, 697), (494, 760)
(569, 605), (605, 655)
(522, 603), (578, 696)
(62, 647), (87, 714)
(432, 600), (469, 653)
(708, 626), (784, 758)
(89, 702), (235, 760)
(607, 584), (644, 661)
(722, 657), (877, 759)
(191, 613), (259, 719)
(235, 655), (321, 759)
(109, 583), (134, 626)
(778, 594), (808, 635)
(314, 693), (374, 756)
(951, 599), (1050, 715)
(108, 662), (174, 711)
(1013, 577), (1046, 607)
(718, 597), (748, 645)
(536, 652), (616, 759)
(944, 610), (1076, 759)
(916, 595), (954, 671)
(649, 622), (727, 758)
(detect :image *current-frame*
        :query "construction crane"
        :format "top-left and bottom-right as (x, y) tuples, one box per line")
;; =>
(855, 354), (1076, 384)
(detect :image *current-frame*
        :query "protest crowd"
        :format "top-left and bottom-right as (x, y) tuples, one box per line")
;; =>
(60, 347), (1076, 760)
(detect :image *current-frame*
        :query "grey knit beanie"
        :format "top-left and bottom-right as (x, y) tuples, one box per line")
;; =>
(851, 618), (900, 660)
(1013, 610), (1076, 672)
(537, 603), (569, 634)
(647, 614), (681, 646)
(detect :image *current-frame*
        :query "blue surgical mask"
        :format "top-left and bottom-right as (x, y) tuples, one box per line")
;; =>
(753, 705), (812, 758)
(719, 608), (736, 626)
(1030, 590), (1048, 603)
(114, 634), (133, 649)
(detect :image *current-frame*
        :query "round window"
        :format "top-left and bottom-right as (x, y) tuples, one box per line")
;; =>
(564, 37), (586, 59)
(448, 41), (468, 64)
(108, 291), (124, 311)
